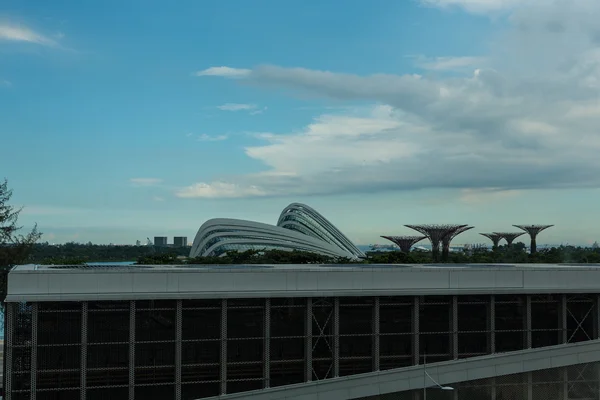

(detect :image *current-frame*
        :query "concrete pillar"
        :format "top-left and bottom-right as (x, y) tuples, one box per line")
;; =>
(561, 295), (568, 344)
(264, 299), (271, 388)
(129, 301), (135, 400)
(30, 303), (38, 400)
(305, 298), (313, 382)
(220, 299), (228, 395)
(489, 295), (496, 354)
(373, 297), (380, 372)
(452, 296), (458, 360)
(81, 302), (88, 400)
(333, 297), (340, 378)
(413, 296), (420, 366)
(526, 295), (532, 349)
(175, 300), (182, 400)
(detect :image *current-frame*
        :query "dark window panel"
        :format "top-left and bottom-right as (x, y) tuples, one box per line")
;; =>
(36, 390), (80, 400)
(38, 302), (81, 312)
(135, 366), (175, 385)
(228, 308), (264, 339)
(531, 302), (560, 330)
(420, 333), (451, 357)
(228, 298), (264, 307)
(380, 296), (413, 306)
(271, 297), (305, 307)
(182, 341), (220, 365)
(496, 331), (525, 352)
(380, 356), (412, 370)
(87, 387), (129, 400)
(134, 385), (175, 399)
(567, 300), (595, 343)
(86, 367), (129, 387)
(135, 342), (176, 366)
(313, 359), (334, 380)
(11, 371), (31, 392)
(422, 296), (451, 304)
(136, 309), (176, 342)
(37, 370), (80, 389)
(87, 343), (129, 369)
(270, 361), (304, 387)
(340, 306), (372, 335)
(458, 303), (488, 332)
(135, 300), (176, 309)
(37, 345), (80, 370)
(38, 311), (81, 345)
(420, 304), (450, 333)
(312, 335), (334, 359)
(182, 299), (221, 309)
(340, 335), (372, 357)
(496, 295), (524, 304)
(496, 302), (525, 331)
(88, 310), (129, 343)
(380, 334), (412, 357)
(182, 382), (220, 400)
(339, 297), (374, 306)
(458, 332), (488, 356)
(340, 357), (372, 376)
(532, 330), (561, 348)
(227, 362), (263, 380)
(458, 295), (489, 303)
(182, 364), (220, 383)
(380, 306), (412, 334)
(182, 309), (221, 340)
(88, 301), (129, 310)
(12, 347), (32, 372)
(9, 392), (31, 400)
(227, 380), (264, 395)
(227, 339), (263, 362)
(270, 338), (304, 361)
(271, 307), (305, 337)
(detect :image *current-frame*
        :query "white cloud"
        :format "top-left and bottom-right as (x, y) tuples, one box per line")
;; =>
(0, 21), (58, 46)
(250, 106), (268, 115)
(176, 182), (267, 199)
(217, 103), (257, 111)
(153, 196), (165, 202)
(197, 134), (228, 142)
(1, 79), (11, 87)
(420, 0), (527, 14)
(412, 55), (487, 71)
(194, 66), (251, 78)
(183, 0), (600, 198)
(129, 178), (163, 186)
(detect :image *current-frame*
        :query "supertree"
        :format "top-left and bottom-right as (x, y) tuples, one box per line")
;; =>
(480, 233), (504, 249)
(381, 235), (427, 253)
(441, 226), (474, 261)
(513, 225), (554, 254)
(405, 224), (469, 262)
(494, 232), (525, 246)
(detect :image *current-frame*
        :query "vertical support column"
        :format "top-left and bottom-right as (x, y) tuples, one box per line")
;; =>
(175, 300), (182, 400)
(595, 295), (600, 340)
(491, 376), (496, 400)
(264, 298), (271, 388)
(489, 295), (496, 354)
(220, 299), (228, 395)
(525, 295), (532, 349)
(373, 297), (380, 372)
(30, 303), (38, 400)
(562, 368), (569, 400)
(333, 297), (340, 378)
(452, 296), (458, 360)
(5, 303), (14, 400)
(128, 300), (135, 400)
(413, 296), (420, 366)
(81, 302), (88, 400)
(561, 295), (568, 344)
(305, 298), (313, 382)
(527, 371), (533, 400)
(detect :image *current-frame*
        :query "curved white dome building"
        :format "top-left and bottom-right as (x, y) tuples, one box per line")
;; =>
(189, 203), (364, 260)
(277, 203), (366, 259)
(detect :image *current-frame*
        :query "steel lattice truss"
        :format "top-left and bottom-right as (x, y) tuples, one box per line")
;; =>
(380, 235), (426, 253)
(513, 224), (554, 254)
(480, 233), (504, 248)
(405, 224), (469, 262)
(494, 232), (525, 246)
(441, 226), (474, 259)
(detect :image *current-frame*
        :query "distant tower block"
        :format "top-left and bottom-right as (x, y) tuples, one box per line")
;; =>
(381, 235), (426, 253)
(405, 224), (468, 262)
(513, 225), (554, 254)
(442, 226), (474, 261)
(480, 233), (504, 249)
(494, 232), (525, 246)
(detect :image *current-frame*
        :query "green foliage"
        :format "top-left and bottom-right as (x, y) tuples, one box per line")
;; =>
(0, 179), (43, 303)
(39, 257), (87, 265)
(187, 248), (348, 265)
(137, 253), (180, 265)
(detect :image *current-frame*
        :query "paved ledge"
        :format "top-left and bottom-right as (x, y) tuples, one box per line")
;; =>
(202, 340), (600, 400)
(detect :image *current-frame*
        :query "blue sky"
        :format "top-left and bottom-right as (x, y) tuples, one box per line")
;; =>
(2, 0), (600, 246)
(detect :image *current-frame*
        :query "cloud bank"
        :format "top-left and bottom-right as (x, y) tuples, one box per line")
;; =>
(183, 0), (600, 198)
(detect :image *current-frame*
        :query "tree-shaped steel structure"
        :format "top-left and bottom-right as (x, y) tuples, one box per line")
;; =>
(380, 235), (427, 253)
(480, 233), (504, 249)
(494, 232), (525, 246)
(441, 226), (473, 261)
(513, 225), (554, 254)
(405, 224), (468, 262)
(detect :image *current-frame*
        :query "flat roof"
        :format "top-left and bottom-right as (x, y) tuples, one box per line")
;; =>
(7, 263), (600, 302)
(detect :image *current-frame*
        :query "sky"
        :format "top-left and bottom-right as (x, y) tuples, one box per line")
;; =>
(2, 0), (600, 246)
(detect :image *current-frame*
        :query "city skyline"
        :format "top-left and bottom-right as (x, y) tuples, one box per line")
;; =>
(3, 0), (600, 245)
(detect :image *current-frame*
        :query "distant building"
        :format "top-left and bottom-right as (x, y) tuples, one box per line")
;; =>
(154, 236), (168, 247)
(174, 236), (188, 247)
(135, 240), (141, 246)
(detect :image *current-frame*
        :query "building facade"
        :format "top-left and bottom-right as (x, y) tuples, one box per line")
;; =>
(4, 264), (600, 400)
(173, 236), (188, 247)
(154, 236), (168, 247)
